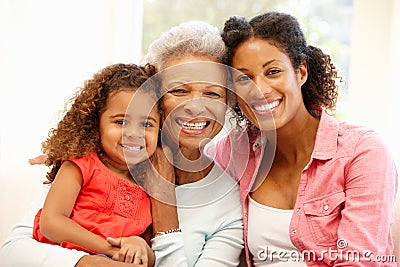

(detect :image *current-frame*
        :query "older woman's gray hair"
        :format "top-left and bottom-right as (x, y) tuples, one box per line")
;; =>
(145, 21), (226, 70)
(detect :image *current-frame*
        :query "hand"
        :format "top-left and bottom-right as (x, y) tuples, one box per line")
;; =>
(150, 146), (175, 184)
(146, 147), (180, 235)
(75, 254), (141, 266)
(28, 154), (47, 165)
(143, 146), (176, 204)
(107, 236), (154, 265)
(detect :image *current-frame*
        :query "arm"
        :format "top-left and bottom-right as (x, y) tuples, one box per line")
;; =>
(39, 161), (118, 257)
(76, 255), (147, 267)
(193, 214), (244, 266)
(0, 184), (87, 267)
(151, 233), (186, 267)
(28, 154), (47, 165)
(148, 147), (244, 266)
(151, 202), (244, 267)
(145, 147), (185, 266)
(335, 131), (398, 266)
(0, 183), (143, 267)
(150, 197), (186, 267)
(146, 147), (179, 235)
(190, 179), (244, 267)
(152, 173), (244, 266)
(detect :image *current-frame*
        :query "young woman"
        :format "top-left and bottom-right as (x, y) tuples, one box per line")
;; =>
(209, 11), (398, 266)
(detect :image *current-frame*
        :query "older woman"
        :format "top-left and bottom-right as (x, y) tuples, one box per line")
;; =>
(141, 20), (244, 267)
(0, 21), (244, 267)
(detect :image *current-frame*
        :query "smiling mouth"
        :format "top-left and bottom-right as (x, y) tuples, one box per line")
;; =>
(122, 144), (144, 151)
(176, 119), (210, 130)
(252, 100), (281, 112)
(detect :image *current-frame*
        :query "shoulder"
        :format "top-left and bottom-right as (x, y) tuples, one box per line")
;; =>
(66, 153), (101, 184)
(320, 112), (389, 156)
(67, 152), (98, 166)
(213, 127), (252, 151)
(335, 121), (397, 180)
(319, 111), (378, 149)
(175, 164), (241, 211)
(338, 120), (375, 138)
(337, 121), (388, 153)
(316, 113), (396, 171)
(206, 127), (254, 166)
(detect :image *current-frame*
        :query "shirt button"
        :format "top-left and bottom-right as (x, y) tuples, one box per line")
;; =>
(125, 203), (130, 207)
(252, 142), (260, 151)
(323, 205), (329, 211)
(296, 208), (300, 212)
(291, 229), (297, 235)
(125, 195), (131, 201)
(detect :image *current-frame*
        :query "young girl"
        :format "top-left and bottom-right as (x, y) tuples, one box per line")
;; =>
(32, 63), (161, 266)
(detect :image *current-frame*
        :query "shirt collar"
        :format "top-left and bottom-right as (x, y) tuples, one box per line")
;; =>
(312, 110), (339, 160)
(251, 110), (339, 159)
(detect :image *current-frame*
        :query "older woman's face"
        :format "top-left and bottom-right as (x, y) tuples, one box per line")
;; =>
(160, 55), (227, 151)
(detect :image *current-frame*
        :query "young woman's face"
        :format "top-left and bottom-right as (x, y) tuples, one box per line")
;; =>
(161, 55), (227, 152)
(231, 38), (307, 131)
(100, 90), (160, 171)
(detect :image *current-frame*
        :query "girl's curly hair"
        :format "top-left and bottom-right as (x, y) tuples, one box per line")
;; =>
(222, 12), (342, 122)
(42, 63), (158, 183)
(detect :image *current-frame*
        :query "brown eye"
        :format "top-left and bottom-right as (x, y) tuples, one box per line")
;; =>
(235, 74), (251, 83)
(142, 121), (153, 128)
(267, 69), (281, 75)
(116, 120), (127, 126)
(168, 88), (187, 95)
(206, 91), (217, 95)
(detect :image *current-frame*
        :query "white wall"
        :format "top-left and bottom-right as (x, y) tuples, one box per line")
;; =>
(347, 0), (400, 166)
(332, 0), (400, 257)
(0, 0), (143, 242)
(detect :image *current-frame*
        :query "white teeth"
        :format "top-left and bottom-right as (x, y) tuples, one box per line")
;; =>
(253, 100), (280, 111)
(122, 145), (142, 151)
(177, 120), (207, 130)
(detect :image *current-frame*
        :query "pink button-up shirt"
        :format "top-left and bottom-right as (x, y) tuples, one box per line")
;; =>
(207, 111), (398, 266)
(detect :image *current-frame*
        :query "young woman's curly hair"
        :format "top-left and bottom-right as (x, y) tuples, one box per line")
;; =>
(222, 12), (342, 120)
(42, 63), (158, 183)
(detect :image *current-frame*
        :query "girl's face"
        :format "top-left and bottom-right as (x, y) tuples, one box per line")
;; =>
(161, 55), (227, 152)
(99, 90), (160, 171)
(231, 38), (307, 131)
